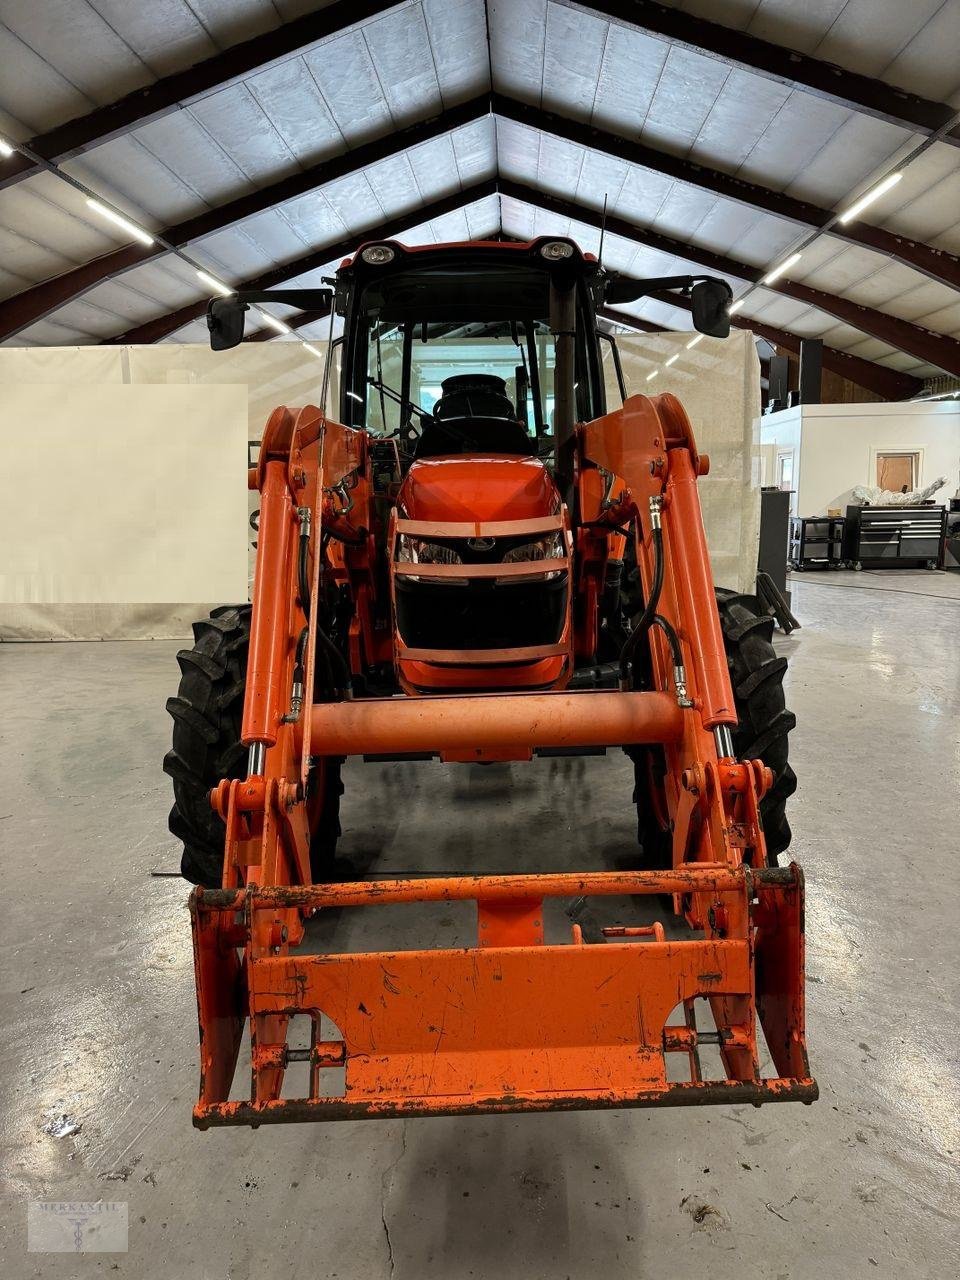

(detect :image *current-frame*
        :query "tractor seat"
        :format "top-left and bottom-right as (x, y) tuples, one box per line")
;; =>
(414, 374), (535, 458)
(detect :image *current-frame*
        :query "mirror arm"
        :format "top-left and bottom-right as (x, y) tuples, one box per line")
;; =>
(209, 288), (333, 311)
(604, 273), (719, 305)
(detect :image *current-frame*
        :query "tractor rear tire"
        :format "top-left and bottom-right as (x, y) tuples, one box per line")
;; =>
(163, 605), (341, 887)
(631, 589), (796, 868)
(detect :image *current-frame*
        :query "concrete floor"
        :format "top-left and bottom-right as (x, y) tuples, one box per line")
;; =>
(1, 570), (958, 1279)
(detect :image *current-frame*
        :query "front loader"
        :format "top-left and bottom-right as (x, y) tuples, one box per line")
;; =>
(164, 236), (814, 1127)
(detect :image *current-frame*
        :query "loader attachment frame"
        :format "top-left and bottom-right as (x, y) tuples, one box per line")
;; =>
(191, 865), (814, 1125)
(188, 390), (816, 1127)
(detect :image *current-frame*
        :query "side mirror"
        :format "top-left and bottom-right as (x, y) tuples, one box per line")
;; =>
(205, 288), (333, 351)
(603, 273), (732, 338)
(691, 278), (732, 337)
(207, 298), (248, 351)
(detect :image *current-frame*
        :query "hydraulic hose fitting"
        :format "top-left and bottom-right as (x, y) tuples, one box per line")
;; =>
(673, 663), (694, 709)
(282, 672), (304, 724)
(648, 493), (663, 531)
(282, 626), (310, 723)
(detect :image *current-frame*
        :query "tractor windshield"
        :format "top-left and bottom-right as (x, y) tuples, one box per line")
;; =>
(341, 256), (605, 454)
(365, 318), (557, 443)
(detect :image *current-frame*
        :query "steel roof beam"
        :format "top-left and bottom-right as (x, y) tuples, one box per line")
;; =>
(104, 177), (918, 398)
(4, 0), (954, 195)
(0, 0), (405, 189)
(0, 95), (491, 342)
(102, 179), (498, 344)
(568, 0), (960, 146)
(596, 306), (670, 334)
(642, 285), (919, 400)
(6, 91), (959, 345)
(493, 96), (960, 292)
(245, 304), (332, 342)
(500, 179), (960, 376)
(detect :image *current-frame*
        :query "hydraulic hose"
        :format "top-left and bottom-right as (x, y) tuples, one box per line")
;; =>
(318, 625), (352, 696)
(619, 496), (664, 689)
(297, 508), (353, 697)
(651, 613), (682, 668)
(297, 515), (312, 622)
(282, 626), (311, 723)
(652, 613), (692, 707)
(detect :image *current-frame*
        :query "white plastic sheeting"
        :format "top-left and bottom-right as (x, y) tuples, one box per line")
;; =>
(0, 342), (329, 439)
(0, 332), (759, 640)
(0, 342), (334, 636)
(0, 346), (266, 640)
(602, 329), (762, 594)
(850, 476), (948, 506)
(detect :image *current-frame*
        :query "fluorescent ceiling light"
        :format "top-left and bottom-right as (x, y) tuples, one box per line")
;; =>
(196, 269), (233, 297)
(645, 369), (659, 381)
(0, 138), (14, 158)
(302, 343), (324, 359)
(86, 198), (154, 245)
(838, 171), (902, 224)
(257, 310), (291, 335)
(762, 252), (802, 286)
(728, 299), (745, 315)
(664, 353), (679, 367)
(346, 390), (363, 402)
(686, 334), (704, 349)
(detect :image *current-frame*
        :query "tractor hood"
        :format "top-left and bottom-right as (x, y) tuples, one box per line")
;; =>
(398, 456), (560, 523)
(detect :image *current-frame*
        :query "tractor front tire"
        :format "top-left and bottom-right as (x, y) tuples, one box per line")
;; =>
(716, 589), (797, 861)
(163, 605), (341, 887)
(631, 589), (797, 868)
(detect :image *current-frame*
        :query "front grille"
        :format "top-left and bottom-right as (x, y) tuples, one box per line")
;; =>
(395, 577), (567, 651)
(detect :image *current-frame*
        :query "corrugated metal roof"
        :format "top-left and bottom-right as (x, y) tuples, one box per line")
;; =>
(0, 0), (957, 388)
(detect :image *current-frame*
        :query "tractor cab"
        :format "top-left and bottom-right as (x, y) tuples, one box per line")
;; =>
(334, 238), (604, 692)
(204, 237), (734, 697)
(335, 237), (606, 471)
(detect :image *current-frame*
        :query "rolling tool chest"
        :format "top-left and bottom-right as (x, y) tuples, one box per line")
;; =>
(842, 505), (946, 569)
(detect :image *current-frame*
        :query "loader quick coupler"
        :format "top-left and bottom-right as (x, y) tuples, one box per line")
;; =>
(190, 863), (815, 1126)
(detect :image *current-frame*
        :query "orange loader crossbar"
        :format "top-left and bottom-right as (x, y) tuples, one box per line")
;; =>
(187, 389), (816, 1128)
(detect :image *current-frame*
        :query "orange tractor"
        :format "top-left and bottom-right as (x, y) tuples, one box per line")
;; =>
(165, 236), (814, 1127)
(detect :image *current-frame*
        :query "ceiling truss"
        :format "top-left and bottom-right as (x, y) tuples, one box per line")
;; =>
(3, 0), (956, 199)
(0, 0), (404, 189)
(0, 4), (954, 396)
(572, 0), (960, 145)
(102, 182), (921, 399)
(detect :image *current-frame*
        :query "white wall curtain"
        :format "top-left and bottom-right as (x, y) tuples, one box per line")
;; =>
(602, 329), (762, 593)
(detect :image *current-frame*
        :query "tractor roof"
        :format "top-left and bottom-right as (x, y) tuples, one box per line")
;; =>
(338, 236), (599, 274)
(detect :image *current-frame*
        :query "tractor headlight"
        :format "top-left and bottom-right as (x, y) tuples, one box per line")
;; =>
(500, 532), (566, 581)
(396, 535), (468, 584)
(396, 535), (462, 566)
(360, 244), (396, 265)
(501, 532), (565, 564)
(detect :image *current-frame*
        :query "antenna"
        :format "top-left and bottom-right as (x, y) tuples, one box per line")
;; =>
(598, 193), (609, 267)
